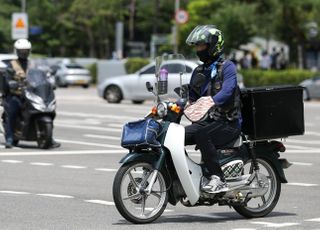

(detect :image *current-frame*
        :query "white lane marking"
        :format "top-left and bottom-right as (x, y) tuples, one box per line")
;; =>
(95, 168), (117, 172)
(0, 190), (30, 195)
(84, 134), (120, 141)
(61, 165), (87, 169)
(305, 131), (320, 137)
(287, 182), (318, 187)
(84, 200), (115, 206)
(291, 162), (313, 166)
(285, 139), (320, 145)
(251, 221), (300, 228)
(1, 160), (23, 164)
(36, 194), (74, 199)
(55, 139), (122, 149)
(0, 149), (127, 156)
(286, 149), (320, 153)
(232, 229), (256, 230)
(306, 218), (320, 222)
(107, 124), (123, 128)
(284, 144), (316, 150)
(58, 111), (140, 121)
(55, 123), (122, 132)
(30, 162), (54, 166)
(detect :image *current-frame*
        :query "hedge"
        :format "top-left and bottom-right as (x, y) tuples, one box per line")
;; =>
(87, 63), (97, 84)
(125, 57), (150, 74)
(240, 69), (318, 87)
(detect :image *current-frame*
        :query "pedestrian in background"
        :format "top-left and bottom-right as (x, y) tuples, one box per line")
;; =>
(260, 50), (271, 70)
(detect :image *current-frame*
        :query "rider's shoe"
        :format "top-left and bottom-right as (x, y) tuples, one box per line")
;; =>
(5, 138), (13, 149)
(49, 139), (61, 148)
(201, 175), (229, 193)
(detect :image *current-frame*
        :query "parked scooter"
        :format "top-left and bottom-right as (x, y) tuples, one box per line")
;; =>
(1, 69), (56, 149)
(113, 54), (296, 224)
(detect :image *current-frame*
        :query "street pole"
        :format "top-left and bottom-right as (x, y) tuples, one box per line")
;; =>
(173, 0), (180, 54)
(21, 0), (26, 12)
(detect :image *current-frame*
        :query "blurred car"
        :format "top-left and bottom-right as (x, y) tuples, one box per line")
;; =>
(300, 76), (320, 100)
(98, 60), (198, 104)
(53, 62), (92, 88)
(98, 60), (245, 104)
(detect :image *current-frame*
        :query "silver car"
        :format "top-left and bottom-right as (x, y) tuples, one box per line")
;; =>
(300, 76), (320, 100)
(98, 60), (198, 104)
(54, 62), (92, 88)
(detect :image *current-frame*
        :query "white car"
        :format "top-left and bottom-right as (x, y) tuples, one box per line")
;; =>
(98, 60), (198, 104)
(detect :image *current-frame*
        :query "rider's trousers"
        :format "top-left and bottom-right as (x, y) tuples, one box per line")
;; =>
(185, 119), (240, 180)
(3, 95), (22, 142)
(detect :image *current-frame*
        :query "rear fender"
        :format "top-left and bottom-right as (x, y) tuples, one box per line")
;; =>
(254, 141), (288, 183)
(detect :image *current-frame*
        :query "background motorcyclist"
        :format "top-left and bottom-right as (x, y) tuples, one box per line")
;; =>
(2, 39), (60, 149)
(185, 25), (242, 193)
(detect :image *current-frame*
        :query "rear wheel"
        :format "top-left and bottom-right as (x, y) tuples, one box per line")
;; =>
(233, 158), (281, 218)
(113, 162), (168, 224)
(36, 122), (53, 149)
(104, 85), (122, 103)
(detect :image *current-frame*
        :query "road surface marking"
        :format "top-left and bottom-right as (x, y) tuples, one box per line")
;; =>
(285, 139), (320, 145)
(232, 229), (256, 230)
(36, 194), (74, 199)
(1, 160), (23, 164)
(287, 183), (318, 187)
(95, 168), (117, 172)
(55, 123), (122, 132)
(30, 162), (54, 166)
(291, 162), (313, 166)
(84, 134), (120, 141)
(305, 218), (320, 222)
(251, 221), (300, 228)
(305, 131), (320, 137)
(84, 200), (115, 206)
(0, 190), (30, 195)
(284, 144), (316, 150)
(55, 138), (122, 149)
(0, 149), (127, 156)
(286, 149), (320, 153)
(61, 165), (87, 169)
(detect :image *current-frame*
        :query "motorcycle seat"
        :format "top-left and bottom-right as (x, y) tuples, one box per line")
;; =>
(195, 136), (243, 151)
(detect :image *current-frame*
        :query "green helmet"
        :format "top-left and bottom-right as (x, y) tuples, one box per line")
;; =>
(186, 25), (224, 60)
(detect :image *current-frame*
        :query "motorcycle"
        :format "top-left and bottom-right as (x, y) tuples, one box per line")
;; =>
(113, 54), (292, 224)
(1, 69), (56, 149)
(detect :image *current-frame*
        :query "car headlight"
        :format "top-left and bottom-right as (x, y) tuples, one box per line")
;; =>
(157, 102), (167, 118)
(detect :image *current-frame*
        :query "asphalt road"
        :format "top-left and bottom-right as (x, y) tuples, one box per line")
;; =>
(0, 87), (320, 230)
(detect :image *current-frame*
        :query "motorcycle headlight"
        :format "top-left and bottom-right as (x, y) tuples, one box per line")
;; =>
(157, 102), (167, 118)
(25, 91), (46, 112)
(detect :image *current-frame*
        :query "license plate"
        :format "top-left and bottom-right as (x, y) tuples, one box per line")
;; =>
(76, 80), (86, 84)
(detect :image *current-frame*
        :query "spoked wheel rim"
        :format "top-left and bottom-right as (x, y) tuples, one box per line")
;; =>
(242, 159), (278, 212)
(119, 163), (167, 220)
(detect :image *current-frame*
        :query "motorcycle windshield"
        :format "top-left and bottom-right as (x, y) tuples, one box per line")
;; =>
(154, 54), (189, 102)
(26, 69), (53, 103)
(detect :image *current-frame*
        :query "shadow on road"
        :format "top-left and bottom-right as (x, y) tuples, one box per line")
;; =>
(113, 211), (297, 225)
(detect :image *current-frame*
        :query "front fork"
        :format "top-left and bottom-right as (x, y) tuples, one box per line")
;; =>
(142, 148), (166, 195)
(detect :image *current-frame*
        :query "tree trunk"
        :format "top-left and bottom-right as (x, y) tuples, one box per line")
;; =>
(129, 0), (136, 41)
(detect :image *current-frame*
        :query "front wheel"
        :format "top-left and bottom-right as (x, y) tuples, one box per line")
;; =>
(234, 158), (281, 218)
(36, 122), (53, 149)
(113, 162), (168, 224)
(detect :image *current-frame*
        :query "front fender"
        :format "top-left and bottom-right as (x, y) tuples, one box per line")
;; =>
(119, 151), (160, 168)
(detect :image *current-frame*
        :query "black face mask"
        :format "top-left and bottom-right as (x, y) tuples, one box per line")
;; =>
(17, 49), (30, 60)
(196, 49), (211, 64)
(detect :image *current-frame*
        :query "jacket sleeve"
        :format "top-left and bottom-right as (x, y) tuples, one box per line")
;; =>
(212, 60), (237, 106)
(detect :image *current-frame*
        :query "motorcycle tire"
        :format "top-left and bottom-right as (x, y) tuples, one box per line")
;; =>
(113, 161), (168, 224)
(37, 122), (53, 149)
(233, 158), (281, 218)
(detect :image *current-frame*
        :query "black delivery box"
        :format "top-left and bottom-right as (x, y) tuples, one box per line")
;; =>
(241, 85), (304, 140)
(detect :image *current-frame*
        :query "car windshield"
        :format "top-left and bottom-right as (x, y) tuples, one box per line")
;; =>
(66, 64), (83, 69)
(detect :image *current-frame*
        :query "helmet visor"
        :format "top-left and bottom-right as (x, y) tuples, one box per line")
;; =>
(186, 25), (219, 45)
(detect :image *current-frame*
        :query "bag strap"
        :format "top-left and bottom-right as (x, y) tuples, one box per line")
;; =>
(10, 60), (26, 80)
